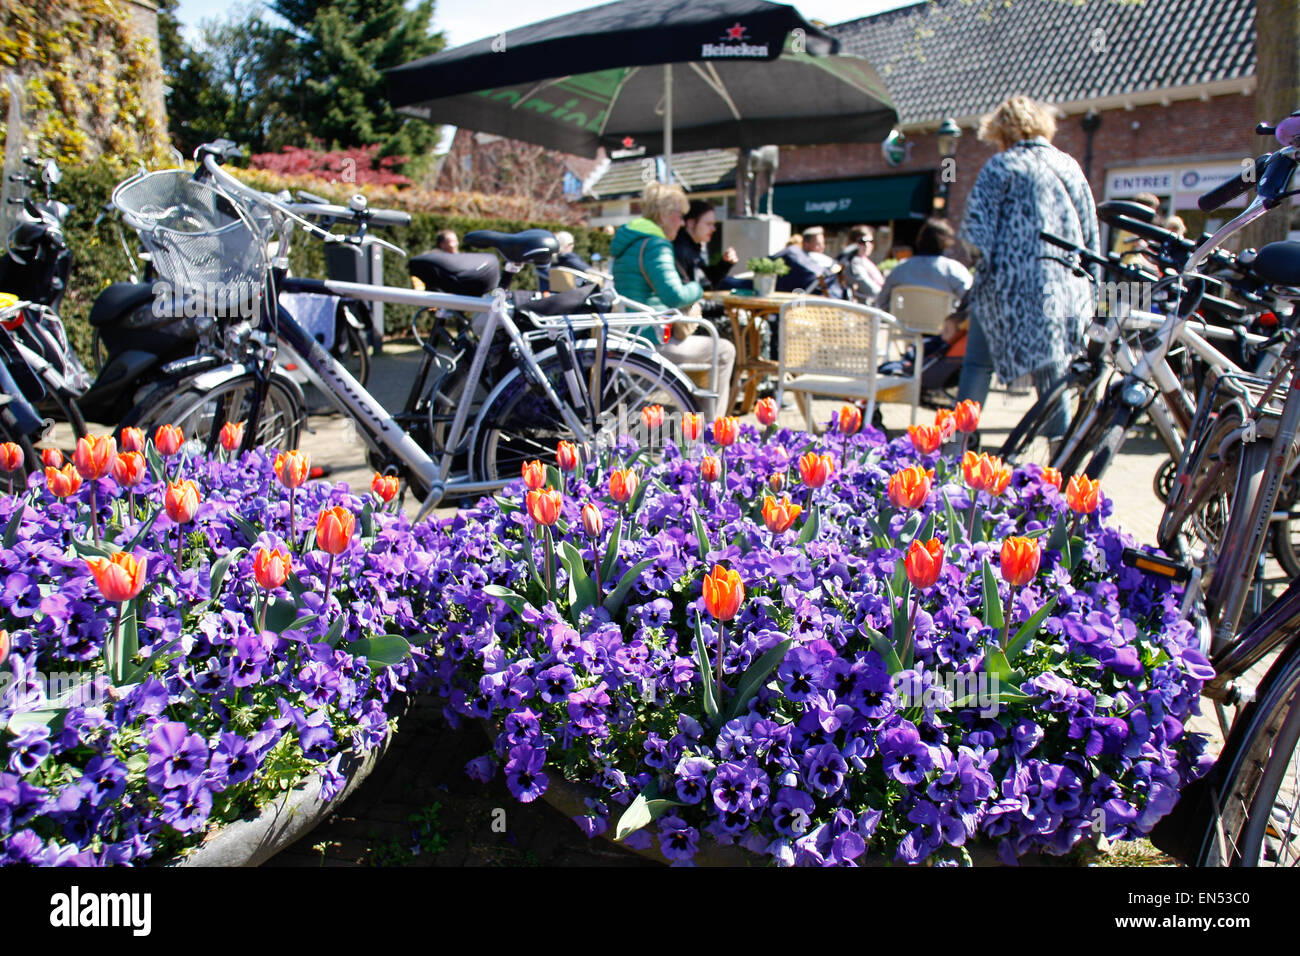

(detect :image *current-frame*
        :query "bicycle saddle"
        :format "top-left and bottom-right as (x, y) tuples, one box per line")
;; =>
(1097, 199), (1158, 227)
(463, 229), (558, 266)
(1250, 240), (1300, 288)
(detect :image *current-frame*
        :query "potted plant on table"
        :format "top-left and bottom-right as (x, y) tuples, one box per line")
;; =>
(746, 257), (789, 297)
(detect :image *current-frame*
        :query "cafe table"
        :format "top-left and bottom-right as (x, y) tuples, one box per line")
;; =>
(702, 290), (801, 416)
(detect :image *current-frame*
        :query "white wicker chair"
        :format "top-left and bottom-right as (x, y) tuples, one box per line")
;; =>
(775, 296), (915, 431)
(885, 285), (958, 421)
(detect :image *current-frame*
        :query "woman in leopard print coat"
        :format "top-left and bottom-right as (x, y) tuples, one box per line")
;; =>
(957, 95), (1099, 438)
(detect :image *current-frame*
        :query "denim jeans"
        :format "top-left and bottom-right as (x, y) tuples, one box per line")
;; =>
(956, 317), (1069, 439)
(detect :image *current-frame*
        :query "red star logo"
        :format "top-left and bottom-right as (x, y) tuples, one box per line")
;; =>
(622, 136), (635, 148)
(725, 22), (746, 41)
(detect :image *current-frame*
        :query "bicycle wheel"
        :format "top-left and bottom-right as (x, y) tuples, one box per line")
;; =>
(471, 342), (700, 484)
(1157, 409), (1242, 563)
(136, 372), (305, 456)
(1201, 647), (1300, 866)
(998, 367), (1099, 472)
(1270, 475), (1300, 578)
(332, 311), (370, 387)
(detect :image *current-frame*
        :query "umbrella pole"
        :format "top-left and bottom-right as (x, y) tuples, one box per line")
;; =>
(662, 64), (673, 184)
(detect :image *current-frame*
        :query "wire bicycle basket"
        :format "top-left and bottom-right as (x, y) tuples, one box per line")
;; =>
(112, 169), (271, 323)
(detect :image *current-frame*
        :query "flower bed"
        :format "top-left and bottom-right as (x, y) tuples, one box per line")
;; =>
(423, 409), (1215, 866)
(0, 436), (452, 865)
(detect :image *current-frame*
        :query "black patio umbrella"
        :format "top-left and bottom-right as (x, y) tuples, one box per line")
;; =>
(386, 0), (897, 171)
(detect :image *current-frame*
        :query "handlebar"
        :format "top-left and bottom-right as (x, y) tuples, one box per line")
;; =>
(288, 198), (411, 228)
(1198, 155), (1271, 212)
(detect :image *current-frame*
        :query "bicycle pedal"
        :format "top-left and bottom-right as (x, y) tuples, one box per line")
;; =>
(1122, 547), (1192, 583)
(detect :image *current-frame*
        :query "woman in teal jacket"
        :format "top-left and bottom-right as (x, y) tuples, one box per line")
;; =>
(610, 182), (735, 416)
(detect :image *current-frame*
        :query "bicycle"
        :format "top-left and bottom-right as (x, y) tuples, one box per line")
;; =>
(111, 141), (705, 514)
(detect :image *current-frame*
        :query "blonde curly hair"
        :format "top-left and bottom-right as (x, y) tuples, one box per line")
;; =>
(978, 95), (1058, 150)
(641, 182), (689, 228)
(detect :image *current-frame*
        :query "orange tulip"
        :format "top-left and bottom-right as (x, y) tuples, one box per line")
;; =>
(556, 440), (579, 473)
(934, 408), (957, 443)
(371, 473), (399, 503)
(904, 537), (945, 590)
(273, 450), (310, 489)
(164, 479), (201, 524)
(40, 447), (63, 469)
(954, 399), (982, 434)
(985, 460), (1012, 497)
(45, 464), (82, 498)
(754, 397), (778, 427)
(521, 459), (546, 491)
(73, 434), (116, 481)
(641, 404), (665, 430)
(798, 451), (835, 489)
(1065, 474), (1101, 514)
(154, 424), (184, 457)
(525, 487), (563, 526)
(0, 629), (7, 667)
(839, 404), (863, 436)
(0, 442), (22, 472)
(609, 468), (639, 503)
(1041, 466), (1063, 491)
(908, 424), (942, 456)
(681, 413), (703, 442)
(315, 506), (356, 555)
(119, 426), (146, 455)
(581, 502), (603, 537)
(219, 421), (245, 452)
(762, 495), (803, 534)
(713, 416), (740, 446)
(700, 455), (721, 483)
(85, 551), (147, 603)
(963, 452), (1010, 496)
(702, 564), (744, 621)
(253, 546), (292, 590)
(112, 452), (147, 488)
(1000, 536), (1042, 588)
(888, 466), (933, 510)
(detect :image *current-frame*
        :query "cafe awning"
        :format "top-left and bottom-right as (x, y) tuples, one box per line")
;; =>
(772, 172), (932, 224)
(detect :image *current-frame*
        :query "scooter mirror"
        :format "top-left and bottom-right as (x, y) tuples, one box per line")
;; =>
(42, 159), (61, 186)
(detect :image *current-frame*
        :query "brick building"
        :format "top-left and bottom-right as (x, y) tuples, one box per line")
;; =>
(773, 0), (1258, 256)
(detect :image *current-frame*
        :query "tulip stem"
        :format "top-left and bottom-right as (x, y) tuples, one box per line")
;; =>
(288, 487), (297, 552)
(256, 590), (267, 633)
(967, 493), (982, 541)
(89, 482), (99, 545)
(720, 451), (728, 496)
(1000, 585), (1018, 652)
(591, 544), (602, 597)
(715, 620), (726, 698)
(902, 590), (920, 670)
(544, 526), (555, 600)
(323, 553), (336, 609)
(175, 523), (183, 571)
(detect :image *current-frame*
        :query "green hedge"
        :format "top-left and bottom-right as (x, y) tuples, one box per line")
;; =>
(52, 160), (611, 362)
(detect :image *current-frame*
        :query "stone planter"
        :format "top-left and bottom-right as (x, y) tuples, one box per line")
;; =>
(164, 695), (407, 867)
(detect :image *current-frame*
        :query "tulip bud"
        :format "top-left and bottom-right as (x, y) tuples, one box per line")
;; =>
(41, 447), (63, 469)
(839, 404), (863, 436)
(0, 629), (8, 667)
(767, 472), (785, 494)
(44, 463), (82, 498)
(1000, 536), (1042, 588)
(761, 495), (802, 534)
(907, 424), (942, 456)
(887, 466), (932, 510)
(797, 451), (835, 489)
(73, 434), (116, 481)
(609, 468), (639, 503)
(154, 424), (184, 458)
(164, 479), (201, 524)
(581, 502), (603, 537)
(1041, 466), (1064, 491)
(525, 486), (563, 526)
(273, 450), (310, 490)
(253, 546), (292, 590)
(0, 442), (23, 473)
(641, 404), (665, 430)
(119, 427), (146, 455)
(934, 408), (956, 442)
(1065, 474), (1101, 514)
(904, 537), (944, 590)
(315, 506), (356, 555)
(700, 455), (721, 483)
(219, 421), (245, 453)
(85, 551), (147, 603)
(712, 416), (740, 447)
(556, 440), (579, 473)
(371, 472), (399, 503)
(754, 397), (778, 427)
(681, 413), (703, 442)
(702, 564), (744, 621)
(521, 459), (546, 491)
(954, 399), (982, 434)
(112, 452), (146, 489)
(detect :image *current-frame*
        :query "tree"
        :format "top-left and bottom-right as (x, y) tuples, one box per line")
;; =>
(268, 0), (445, 159)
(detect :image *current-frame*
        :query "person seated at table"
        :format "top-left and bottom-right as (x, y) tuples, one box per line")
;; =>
(841, 225), (886, 302)
(611, 182), (736, 416)
(876, 217), (973, 309)
(674, 200), (746, 291)
(554, 230), (594, 273)
(773, 225), (847, 298)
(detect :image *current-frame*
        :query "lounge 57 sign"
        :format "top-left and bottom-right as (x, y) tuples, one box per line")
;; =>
(701, 22), (771, 58)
